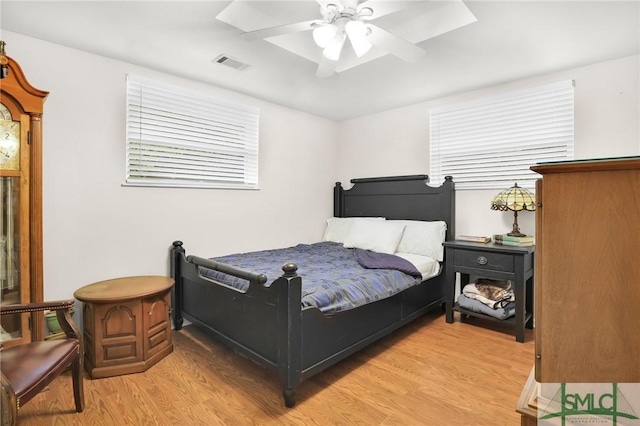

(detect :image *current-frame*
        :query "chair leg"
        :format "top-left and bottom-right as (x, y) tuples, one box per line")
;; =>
(71, 356), (84, 413)
(1, 372), (17, 426)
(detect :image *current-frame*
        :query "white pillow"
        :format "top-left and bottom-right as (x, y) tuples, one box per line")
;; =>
(323, 217), (385, 244)
(389, 220), (447, 261)
(343, 221), (406, 254)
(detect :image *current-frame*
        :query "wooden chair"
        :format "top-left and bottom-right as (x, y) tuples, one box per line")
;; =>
(0, 300), (84, 426)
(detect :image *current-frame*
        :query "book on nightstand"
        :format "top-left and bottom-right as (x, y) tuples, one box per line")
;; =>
(493, 234), (534, 246)
(457, 235), (492, 243)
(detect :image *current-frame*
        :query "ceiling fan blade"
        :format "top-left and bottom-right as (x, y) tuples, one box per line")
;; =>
(241, 20), (318, 41)
(316, 55), (338, 78)
(367, 24), (426, 63)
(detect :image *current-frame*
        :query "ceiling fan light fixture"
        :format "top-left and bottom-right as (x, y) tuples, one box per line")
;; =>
(313, 24), (339, 48)
(357, 6), (374, 18)
(345, 20), (371, 57)
(326, 3), (341, 14)
(322, 33), (346, 61)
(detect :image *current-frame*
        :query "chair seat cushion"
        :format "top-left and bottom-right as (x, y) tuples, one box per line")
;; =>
(1, 340), (79, 403)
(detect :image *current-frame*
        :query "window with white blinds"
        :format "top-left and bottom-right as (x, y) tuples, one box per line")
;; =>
(429, 80), (574, 190)
(125, 74), (259, 189)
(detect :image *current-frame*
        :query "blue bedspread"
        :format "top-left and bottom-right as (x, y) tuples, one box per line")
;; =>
(198, 241), (423, 314)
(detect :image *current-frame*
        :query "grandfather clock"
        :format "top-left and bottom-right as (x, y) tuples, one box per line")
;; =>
(0, 42), (48, 346)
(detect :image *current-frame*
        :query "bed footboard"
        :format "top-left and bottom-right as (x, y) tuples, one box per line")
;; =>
(170, 241), (304, 407)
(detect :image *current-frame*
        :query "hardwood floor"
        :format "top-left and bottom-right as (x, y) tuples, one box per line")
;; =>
(16, 311), (534, 425)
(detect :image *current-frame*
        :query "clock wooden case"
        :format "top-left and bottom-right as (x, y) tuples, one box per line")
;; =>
(0, 54), (48, 346)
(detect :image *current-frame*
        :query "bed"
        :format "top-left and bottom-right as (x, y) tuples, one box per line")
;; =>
(170, 174), (455, 407)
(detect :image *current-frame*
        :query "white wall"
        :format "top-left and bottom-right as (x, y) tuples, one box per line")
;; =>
(337, 54), (640, 238)
(2, 31), (339, 301)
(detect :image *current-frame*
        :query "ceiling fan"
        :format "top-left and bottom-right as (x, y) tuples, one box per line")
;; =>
(240, 0), (428, 77)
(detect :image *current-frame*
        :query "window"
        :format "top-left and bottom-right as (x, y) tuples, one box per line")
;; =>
(429, 80), (574, 189)
(125, 74), (259, 189)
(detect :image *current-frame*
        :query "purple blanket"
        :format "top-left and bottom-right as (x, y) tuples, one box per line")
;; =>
(354, 249), (422, 279)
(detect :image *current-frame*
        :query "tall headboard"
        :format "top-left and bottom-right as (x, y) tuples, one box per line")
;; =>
(333, 175), (455, 241)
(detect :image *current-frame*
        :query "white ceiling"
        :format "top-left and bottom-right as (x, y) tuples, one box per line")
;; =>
(1, 1), (638, 121)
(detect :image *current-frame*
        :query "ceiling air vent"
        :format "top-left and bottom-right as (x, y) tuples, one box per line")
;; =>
(213, 54), (250, 71)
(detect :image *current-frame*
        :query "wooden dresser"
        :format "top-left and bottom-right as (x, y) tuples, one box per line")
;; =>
(517, 157), (640, 423)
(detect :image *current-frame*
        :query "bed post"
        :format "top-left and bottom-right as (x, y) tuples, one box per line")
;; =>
(170, 241), (185, 330)
(334, 182), (344, 217)
(276, 263), (303, 408)
(442, 176), (455, 241)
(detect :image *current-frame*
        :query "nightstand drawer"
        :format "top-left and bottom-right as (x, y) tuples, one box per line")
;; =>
(453, 249), (513, 273)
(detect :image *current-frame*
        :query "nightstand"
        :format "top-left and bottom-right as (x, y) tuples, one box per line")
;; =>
(443, 240), (534, 342)
(74, 276), (174, 378)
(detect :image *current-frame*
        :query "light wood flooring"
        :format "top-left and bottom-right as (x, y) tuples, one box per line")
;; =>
(16, 311), (534, 425)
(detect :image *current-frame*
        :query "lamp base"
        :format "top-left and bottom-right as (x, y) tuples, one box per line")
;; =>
(508, 210), (528, 237)
(507, 231), (527, 237)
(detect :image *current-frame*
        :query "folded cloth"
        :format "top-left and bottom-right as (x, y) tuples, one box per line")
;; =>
(463, 291), (515, 309)
(465, 278), (512, 299)
(462, 279), (514, 309)
(457, 294), (515, 320)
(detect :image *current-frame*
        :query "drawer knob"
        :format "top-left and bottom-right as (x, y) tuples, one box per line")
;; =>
(476, 256), (488, 265)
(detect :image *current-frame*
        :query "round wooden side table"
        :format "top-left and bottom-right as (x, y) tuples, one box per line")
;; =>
(74, 276), (174, 379)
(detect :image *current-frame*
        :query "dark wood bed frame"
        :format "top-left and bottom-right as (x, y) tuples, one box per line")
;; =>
(170, 174), (455, 407)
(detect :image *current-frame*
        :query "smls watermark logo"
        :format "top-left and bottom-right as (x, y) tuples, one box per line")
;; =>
(538, 383), (640, 425)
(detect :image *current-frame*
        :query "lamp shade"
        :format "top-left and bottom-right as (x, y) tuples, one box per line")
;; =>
(345, 20), (371, 57)
(322, 32), (347, 61)
(313, 24), (339, 48)
(490, 183), (536, 237)
(490, 183), (536, 212)
(314, 19), (371, 61)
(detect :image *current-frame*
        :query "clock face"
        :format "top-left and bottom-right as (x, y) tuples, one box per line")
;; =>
(0, 118), (20, 170)
(0, 103), (11, 120)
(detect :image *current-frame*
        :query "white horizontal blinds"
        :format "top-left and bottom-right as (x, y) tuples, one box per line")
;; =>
(126, 75), (259, 189)
(430, 80), (574, 190)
